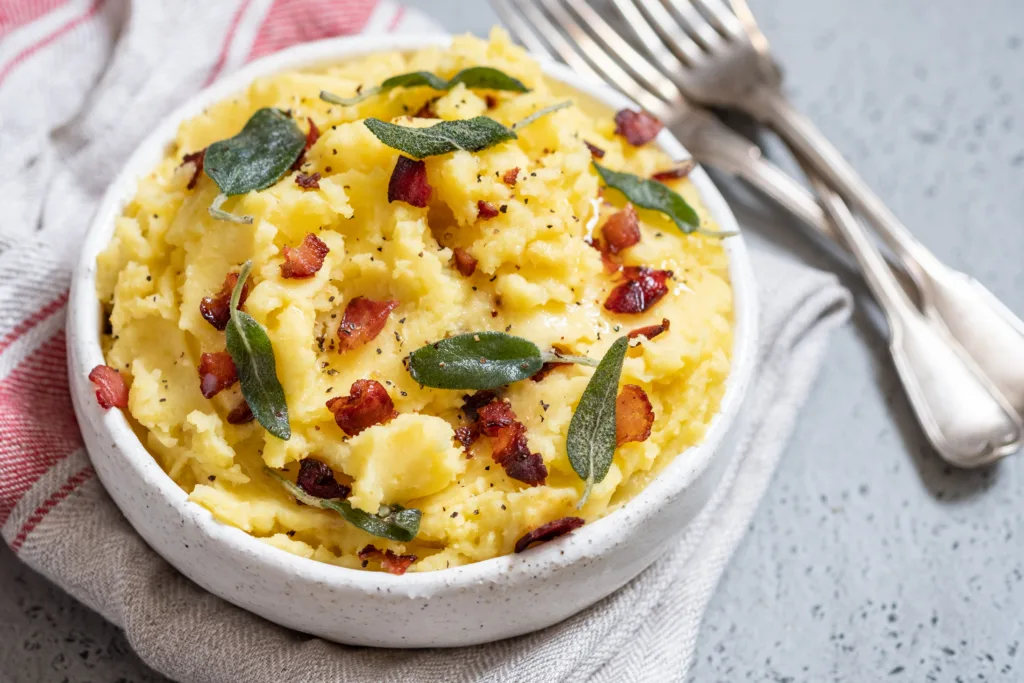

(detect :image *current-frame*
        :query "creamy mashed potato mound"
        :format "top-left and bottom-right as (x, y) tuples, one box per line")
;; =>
(96, 30), (734, 572)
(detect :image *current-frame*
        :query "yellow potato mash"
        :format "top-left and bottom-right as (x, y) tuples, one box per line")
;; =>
(96, 30), (734, 572)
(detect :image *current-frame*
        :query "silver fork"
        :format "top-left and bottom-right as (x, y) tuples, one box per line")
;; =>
(624, 0), (1024, 419)
(490, 0), (1022, 466)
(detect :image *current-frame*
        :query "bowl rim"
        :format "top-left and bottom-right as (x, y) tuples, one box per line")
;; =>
(68, 32), (758, 594)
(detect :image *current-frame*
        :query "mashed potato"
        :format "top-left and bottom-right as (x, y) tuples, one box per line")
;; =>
(96, 30), (733, 572)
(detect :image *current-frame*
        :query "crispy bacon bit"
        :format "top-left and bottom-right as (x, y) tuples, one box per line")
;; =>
(588, 238), (623, 274)
(652, 159), (697, 182)
(226, 400), (254, 424)
(281, 233), (329, 279)
(290, 118), (321, 170)
(604, 266), (673, 314)
(295, 171), (321, 189)
(514, 516), (586, 553)
(388, 156), (432, 208)
(200, 271), (249, 331)
(462, 397), (547, 486)
(358, 545), (418, 575)
(530, 362), (569, 382)
(616, 385), (655, 446)
(477, 200), (500, 220)
(326, 379), (397, 436)
(414, 99), (437, 118)
(614, 109), (664, 146)
(181, 149), (206, 190)
(584, 140), (606, 159)
(88, 365), (128, 409)
(502, 167), (520, 186)
(485, 94), (498, 109)
(453, 247), (477, 276)
(601, 204), (641, 255)
(337, 297), (399, 351)
(627, 318), (671, 340)
(198, 352), (237, 399)
(296, 457), (351, 499)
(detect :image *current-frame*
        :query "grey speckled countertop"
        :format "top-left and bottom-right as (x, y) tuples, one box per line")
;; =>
(3, 0), (1024, 681)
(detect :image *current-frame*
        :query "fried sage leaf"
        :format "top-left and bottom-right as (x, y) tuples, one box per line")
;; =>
(225, 261), (290, 440)
(364, 100), (571, 159)
(407, 331), (596, 390)
(320, 66), (529, 106)
(566, 336), (629, 508)
(267, 468), (421, 542)
(204, 108), (306, 196)
(593, 162), (701, 234)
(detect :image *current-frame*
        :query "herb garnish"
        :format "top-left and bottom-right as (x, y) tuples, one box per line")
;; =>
(364, 101), (572, 159)
(406, 331), (597, 390)
(592, 162), (701, 234)
(566, 336), (629, 507)
(225, 261), (290, 440)
(319, 66), (529, 106)
(204, 108), (306, 223)
(266, 468), (421, 542)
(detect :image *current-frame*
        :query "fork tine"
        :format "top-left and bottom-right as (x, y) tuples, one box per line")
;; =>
(689, 0), (747, 41)
(627, 0), (706, 65)
(501, 0), (672, 117)
(559, 0), (681, 100)
(663, 0), (726, 51)
(491, 0), (559, 60)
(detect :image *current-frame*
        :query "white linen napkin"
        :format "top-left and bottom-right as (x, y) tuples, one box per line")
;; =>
(0, 1), (852, 681)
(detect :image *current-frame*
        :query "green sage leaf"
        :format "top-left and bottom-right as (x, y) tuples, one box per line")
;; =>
(320, 66), (529, 106)
(407, 332), (597, 390)
(208, 193), (254, 224)
(266, 468), (420, 542)
(364, 116), (516, 159)
(566, 336), (629, 508)
(593, 162), (700, 234)
(364, 101), (571, 159)
(204, 108), (306, 196)
(226, 261), (290, 440)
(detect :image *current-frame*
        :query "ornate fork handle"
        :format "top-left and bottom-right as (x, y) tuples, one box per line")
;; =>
(747, 86), (1024, 415)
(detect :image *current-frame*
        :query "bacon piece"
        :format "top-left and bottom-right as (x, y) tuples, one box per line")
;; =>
(358, 545), (418, 575)
(514, 516), (586, 553)
(461, 390), (499, 421)
(652, 159), (697, 182)
(584, 141), (605, 159)
(326, 379), (397, 436)
(198, 352), (238, 398)
(627, 318), (670, 341)
(502, 167), (520, 186)
(530, 362), (569, 382)
(485, 94), (498, 109)
(454, 425), (479, 450)
(88, 365), (128, 409)
(614, 109), (663, 146)
(200, 271), (250, 331)
(295, 171), (321, 189)
(281, 233), (329, 279)
(601, 204), (640, 255)
(388, 156), (432, 208)
(477, 200), (499, 220)
(413, 99), (437, 118)
(465, 398), (547, 486)
(452, 247), (477, 276)
(290, 118), (321, 170)
(604, 266), (673, 314)
(615, 385), (655, 446)
(337, 297), (399, 351)
(226, 400), (254, 424)
(181, 149), (206, 190)
(296, 457), (351, 499)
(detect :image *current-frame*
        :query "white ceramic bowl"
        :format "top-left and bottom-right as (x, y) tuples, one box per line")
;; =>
(67, 33), (758, 648)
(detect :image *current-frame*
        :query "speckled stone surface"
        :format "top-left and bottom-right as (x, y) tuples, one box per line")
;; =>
(2, 0), (1023, 680)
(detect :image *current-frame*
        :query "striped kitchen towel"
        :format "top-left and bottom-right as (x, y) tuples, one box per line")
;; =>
(0, 1), (851, 682)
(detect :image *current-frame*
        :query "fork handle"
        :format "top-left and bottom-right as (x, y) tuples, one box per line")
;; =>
(751, 86), (1024, 415)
